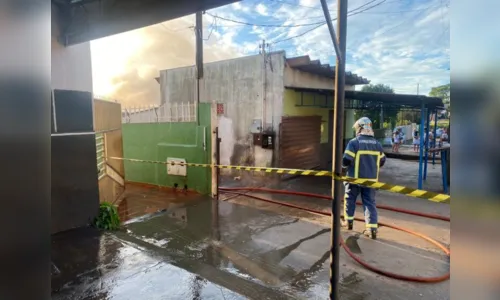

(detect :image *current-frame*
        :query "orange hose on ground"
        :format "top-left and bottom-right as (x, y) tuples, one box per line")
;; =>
(219, 189), (450, 283)
(219, 187), (450, 222)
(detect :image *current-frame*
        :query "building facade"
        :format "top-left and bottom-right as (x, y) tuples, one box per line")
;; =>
(158, 52), (369, 171)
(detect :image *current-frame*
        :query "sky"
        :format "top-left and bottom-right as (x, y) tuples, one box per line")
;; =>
(91, 0), (450, 106)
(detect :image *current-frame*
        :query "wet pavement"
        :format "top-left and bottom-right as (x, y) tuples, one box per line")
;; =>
(52, 158), (450, 299)
(51, 226), (247, 300)
(115, 184), (202, 223)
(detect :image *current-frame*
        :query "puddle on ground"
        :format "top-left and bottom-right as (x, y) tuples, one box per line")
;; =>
(345, 234), (363, 254)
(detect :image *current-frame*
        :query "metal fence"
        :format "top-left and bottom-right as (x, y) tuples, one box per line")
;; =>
(122, 102), (197, 123)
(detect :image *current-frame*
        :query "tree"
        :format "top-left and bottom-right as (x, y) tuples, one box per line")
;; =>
(429, 83), (450, 109)
(354, 84), (398, 129)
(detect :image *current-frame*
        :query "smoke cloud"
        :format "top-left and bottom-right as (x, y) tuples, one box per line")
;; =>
(91, 14), (243, 106)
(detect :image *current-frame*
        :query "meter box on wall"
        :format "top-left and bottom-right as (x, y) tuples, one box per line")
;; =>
(261, 132), (275, 149)
(252, 132), (275, 149)
(250, 119), (262, 134)
(166, 158), (187, 176)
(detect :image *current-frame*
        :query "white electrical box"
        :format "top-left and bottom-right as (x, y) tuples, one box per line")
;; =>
(250, 119), (262, 133)
(166, 157), (187, 176)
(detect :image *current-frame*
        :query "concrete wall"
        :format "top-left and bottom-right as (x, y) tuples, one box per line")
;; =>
(160, 52), (285, 168)
(122, 104), (212, 194)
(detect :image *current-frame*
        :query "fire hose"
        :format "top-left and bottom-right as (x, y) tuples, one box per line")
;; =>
(218, 187), (450, 283)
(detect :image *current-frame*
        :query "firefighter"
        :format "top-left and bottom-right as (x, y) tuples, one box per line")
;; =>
(341, 117), (386, 239)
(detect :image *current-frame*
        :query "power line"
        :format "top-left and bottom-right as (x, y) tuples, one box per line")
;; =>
(273, 23), (326, 45)
(207, 3), (431, 26)
(267, 0), (322, 10)
(206, 0), (439, 31)
(204, 13), (216, 40)
(268, 0), (402, 10)
(205, 12), (325, 28)
(272, 0), (388, 44)
(206, 0), (383, 29)
(371, 5), (433, 37)
(358, 5), (444, 14)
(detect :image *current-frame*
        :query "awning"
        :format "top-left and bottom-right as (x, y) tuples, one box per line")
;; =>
(285, 86), (445, 110)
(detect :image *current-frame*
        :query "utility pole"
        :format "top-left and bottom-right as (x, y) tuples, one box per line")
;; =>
(320, 0), (342, 62)
(323, 0), (348, 299)
(417, 82), (420, 95)
(195, 11), (203, 125)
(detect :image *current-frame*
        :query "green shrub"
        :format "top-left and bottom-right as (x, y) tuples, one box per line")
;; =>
(93, 202), (120, 230)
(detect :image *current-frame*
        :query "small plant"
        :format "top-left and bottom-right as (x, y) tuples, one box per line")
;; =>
(93, 202), (120, 230)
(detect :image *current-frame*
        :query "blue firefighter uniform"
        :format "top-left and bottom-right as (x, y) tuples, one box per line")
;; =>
(342, 123), (386, 238)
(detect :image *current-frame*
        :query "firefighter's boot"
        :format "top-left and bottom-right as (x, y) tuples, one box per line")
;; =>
(341, 220), (353, 230)
(363, 228), (377, 240)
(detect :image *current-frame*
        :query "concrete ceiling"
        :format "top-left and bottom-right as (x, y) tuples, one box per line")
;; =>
(52, 0), (239, 46)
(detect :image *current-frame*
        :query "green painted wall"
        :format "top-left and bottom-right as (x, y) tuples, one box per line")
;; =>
(122, 104), (212, 194)
(283, 89), (330, 143)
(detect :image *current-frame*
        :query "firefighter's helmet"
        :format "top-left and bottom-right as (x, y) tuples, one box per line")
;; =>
(353, 117), (373, 132)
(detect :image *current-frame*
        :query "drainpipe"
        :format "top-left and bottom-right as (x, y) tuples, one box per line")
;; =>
(261, 39), (266, 131)
(195, 11), (203, 126)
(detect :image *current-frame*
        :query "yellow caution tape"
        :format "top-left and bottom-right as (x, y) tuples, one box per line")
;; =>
(108, 157), (450, 202)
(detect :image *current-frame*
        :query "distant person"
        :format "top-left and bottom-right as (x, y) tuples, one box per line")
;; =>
(341, 117), (386, 239)
(413, 129), (420, 152)
(423, 128), (434, 148)
(392, 129), (401, 153)
(441, 129), (449, 145)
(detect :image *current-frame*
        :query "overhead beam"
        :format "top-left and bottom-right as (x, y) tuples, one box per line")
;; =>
(52, 0), (239, 46)
(286, 55), (311, 67)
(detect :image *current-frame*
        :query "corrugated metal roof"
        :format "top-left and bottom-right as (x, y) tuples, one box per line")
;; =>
(286, 55), (370, 85)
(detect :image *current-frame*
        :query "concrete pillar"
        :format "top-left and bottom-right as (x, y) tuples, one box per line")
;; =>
(344, 109), (355, 139)
(51, 4), (96, 234)
(51, 5), (93, 92)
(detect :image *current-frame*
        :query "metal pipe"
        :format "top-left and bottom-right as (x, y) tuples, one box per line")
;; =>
(424, 109), (431, 180)
(195, 11), (203, 126)
(432, 110), (438, 165)
(328, 0), (347, 299)
(203, 126), (207, 152)
(418, 103), (425, 189)
(261, 40), (267, 131)
(441, 150), (448, 194)
(215, 127), (221, 201)
(320, 0), (343, 63)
